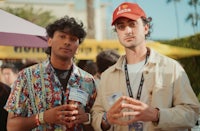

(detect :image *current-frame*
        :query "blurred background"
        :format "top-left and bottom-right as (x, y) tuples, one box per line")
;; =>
(0, 0), (200, 100)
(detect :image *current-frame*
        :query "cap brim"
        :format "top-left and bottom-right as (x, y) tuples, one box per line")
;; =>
(111, 13), (141, 25)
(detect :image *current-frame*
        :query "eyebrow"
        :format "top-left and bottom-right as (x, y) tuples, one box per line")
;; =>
(115, 19), (137, 24)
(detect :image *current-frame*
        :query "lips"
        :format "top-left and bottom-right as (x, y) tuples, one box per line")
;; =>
(124, 36), (135, 41)
(60, 47), (71, 52)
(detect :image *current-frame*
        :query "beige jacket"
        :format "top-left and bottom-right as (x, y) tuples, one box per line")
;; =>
(91, 49), (200, 131)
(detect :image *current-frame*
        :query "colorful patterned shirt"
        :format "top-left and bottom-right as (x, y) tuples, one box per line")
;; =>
(5, 59), (97, 131)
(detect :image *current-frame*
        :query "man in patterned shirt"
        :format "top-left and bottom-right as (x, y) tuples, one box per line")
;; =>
(5, 15), (96, 131)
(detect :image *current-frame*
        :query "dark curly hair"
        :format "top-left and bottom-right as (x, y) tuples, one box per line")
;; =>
(45, 15), (87, 55)
(141, 17), (153, 39)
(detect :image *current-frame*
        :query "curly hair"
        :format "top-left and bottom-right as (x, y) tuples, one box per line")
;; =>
(45, 15), (87, 55)
(141, 17), (153, 39)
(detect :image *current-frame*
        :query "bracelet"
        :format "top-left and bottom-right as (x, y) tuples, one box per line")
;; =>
(35, 114), (40, 126)
(102, 112), (110, 125)
(83, 113), (91, 125)
(101, 112), (111, 131)
(39, 112), (45, 125)
(152, 108), (160, 126)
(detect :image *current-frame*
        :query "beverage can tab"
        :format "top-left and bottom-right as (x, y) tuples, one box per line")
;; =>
(68, 88), (89, 106)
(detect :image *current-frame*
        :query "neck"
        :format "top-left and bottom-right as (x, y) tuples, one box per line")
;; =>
(125, 46), (147, 64)
(50, 56), (73, 70)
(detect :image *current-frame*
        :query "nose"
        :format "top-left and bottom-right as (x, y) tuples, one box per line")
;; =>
(125, 26), (133, 35)
(64, 42), (69, 45)
(64, 40), (71, 46)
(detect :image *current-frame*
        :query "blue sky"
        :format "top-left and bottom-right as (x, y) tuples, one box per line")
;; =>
(104, 0), (199, 40)
(6, 0), (199, 40)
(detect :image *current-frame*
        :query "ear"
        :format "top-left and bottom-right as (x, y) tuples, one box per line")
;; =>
(47, 38), (52, 47)
(144, 24), (149, 35)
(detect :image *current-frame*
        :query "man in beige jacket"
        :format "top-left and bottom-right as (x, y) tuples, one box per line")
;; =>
(91, 2), (200, 131)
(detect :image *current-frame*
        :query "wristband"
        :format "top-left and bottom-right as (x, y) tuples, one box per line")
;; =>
(152, 108), (160, 126)
(39, 112), (45, 125)
(101, 112), (111, 130)
(102, 112), (110, 125)
(83, 113), (91, 125)
(35, 114), (40, 126)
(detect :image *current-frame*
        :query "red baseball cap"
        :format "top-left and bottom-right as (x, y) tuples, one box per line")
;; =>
(111, 2), (146, 25)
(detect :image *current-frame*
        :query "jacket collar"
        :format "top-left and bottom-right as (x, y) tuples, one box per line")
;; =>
(110, 47), (161, 72)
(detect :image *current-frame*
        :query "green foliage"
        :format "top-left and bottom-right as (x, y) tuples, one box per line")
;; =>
(2, 5), (56, 27)
(160, 33), (200, 49)
(179, 56), (200, 97)
(159, 34), (200, 100)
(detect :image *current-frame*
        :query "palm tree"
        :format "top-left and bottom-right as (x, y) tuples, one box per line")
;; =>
(86, 0), (95, 39)
(186, 0), (200, 34)
(166, 0), (181, 38)
(186, 13), (198, 33)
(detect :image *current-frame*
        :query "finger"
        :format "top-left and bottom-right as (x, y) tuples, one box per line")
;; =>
(121, 103), (138, 111)
(63, 104), (78, 110)
(122, 110), (140, 117)
(64, 115), (76, 122)
(109, 111), (139, 121)
(108, 112), (123, 119)
(58, 114), (76, 125)
(122, 97), (141, 105)
(73, 115), (81, 124)
(59, 114), (68, 125)
(109, 112), (139, 126)
(62, 110), (78, 116)
(55, 104), (78, 112)
(109, 99), (125, 113)
(73, 113), (89, 124)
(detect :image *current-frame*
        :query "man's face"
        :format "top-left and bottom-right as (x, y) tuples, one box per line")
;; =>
(114, 17), (149, 49)
(1, 68), (17, 86)
(48, 31), (79, 61)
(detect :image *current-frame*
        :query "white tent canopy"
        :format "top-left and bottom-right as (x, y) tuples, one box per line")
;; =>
(0, 9), (46, 36)
(0, 9), (47, 48)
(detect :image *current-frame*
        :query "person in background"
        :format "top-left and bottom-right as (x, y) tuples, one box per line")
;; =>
(91, 2), (199, 131)
(94, 49), (120, 86)
(0, 82), (11, 131)
(5, 15), (96, 131)
(78, 60), (97, 76)
(1, 62), (19, 87)
(19, 60), (38, 71)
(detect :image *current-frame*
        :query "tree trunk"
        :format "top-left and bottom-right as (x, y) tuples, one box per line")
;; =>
(86, 0), (95, 38)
